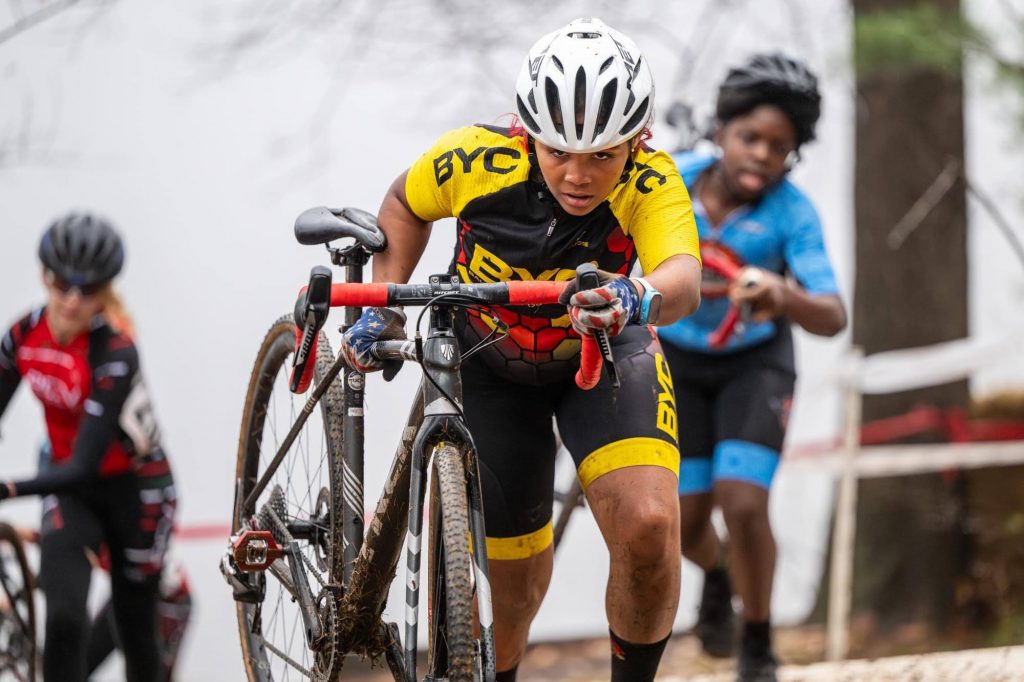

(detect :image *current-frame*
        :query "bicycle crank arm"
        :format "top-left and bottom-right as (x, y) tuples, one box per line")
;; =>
(284, 542), (324, 648)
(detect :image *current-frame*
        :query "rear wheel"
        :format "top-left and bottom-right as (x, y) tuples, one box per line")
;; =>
(426, 444), (476, 682)
(0, 522), (36, 682)
(233, 315), (345, 681)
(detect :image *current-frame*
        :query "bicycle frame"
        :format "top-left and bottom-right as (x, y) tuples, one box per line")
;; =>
(230, 206), (605, 681)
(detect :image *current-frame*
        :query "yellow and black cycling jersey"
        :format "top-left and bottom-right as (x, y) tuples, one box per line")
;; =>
(405, 123), (700, 385)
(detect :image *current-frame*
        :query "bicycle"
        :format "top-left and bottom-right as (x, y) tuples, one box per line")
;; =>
(221, 206), (607, 682)
(0, 521), (37, 682)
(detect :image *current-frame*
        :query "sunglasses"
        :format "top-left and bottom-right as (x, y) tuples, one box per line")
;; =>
(45, 271), (107, 298)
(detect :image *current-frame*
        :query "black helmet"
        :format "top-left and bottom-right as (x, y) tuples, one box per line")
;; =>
(38, 212), (125, 288)
(716, 52), (821, 147)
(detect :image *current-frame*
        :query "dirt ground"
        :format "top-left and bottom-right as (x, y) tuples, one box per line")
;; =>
(340, 625), (1024, 681)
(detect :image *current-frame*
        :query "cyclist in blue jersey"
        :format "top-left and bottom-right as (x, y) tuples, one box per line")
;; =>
(658, 54), (846, 682)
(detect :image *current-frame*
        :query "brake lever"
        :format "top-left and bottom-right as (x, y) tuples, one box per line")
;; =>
(290, 265), (332, 392)
(575, 263), (620, 389)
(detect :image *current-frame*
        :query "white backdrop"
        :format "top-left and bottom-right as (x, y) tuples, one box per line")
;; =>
(1, 1), (1021, 679)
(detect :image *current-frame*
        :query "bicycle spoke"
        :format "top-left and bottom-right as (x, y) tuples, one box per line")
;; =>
(233, 318), (344, 681)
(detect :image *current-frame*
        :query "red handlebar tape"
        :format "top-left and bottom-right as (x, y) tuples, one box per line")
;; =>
(329, 283), (390, 307)
(506, 280), (568, 305)
(702, 253), (742, 281)
(575, 336), (602, 390)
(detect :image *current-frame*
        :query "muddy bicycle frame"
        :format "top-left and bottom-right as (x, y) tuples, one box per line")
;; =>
(233, 207), (604, 681)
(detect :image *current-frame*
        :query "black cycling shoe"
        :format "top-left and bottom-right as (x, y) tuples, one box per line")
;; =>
(736, 648), (778, 682)
(737, 621), (778, 682)
(694, 565), (736, 658)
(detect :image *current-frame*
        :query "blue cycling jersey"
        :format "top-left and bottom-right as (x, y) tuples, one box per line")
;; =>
(658, 151), (840, 353)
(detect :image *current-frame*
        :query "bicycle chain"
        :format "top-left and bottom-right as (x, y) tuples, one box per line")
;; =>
(256, 485), (341, 679)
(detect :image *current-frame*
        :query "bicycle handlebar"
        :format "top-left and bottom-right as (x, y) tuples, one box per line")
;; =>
(325, 280), (572, 308)
(294, 279), (606, 391)
(701, 252), (763, 350)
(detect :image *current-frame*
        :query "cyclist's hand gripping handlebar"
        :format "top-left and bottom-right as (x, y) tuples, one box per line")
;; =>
(573, 263), (619, 391)
(289, 265), (332, 393)
(702, 252), (760, 350)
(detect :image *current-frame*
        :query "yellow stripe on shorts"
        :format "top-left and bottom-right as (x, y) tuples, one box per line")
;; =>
(577, 437), (680, 491)
(485, 522), (554, 560)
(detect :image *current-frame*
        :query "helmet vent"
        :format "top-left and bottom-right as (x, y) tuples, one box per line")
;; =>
(574, 66), (587, 140)
(517, 96), (541, 134)
(598, 56), (614, 74)
(545, 77), (565, 138)
(594, 80), (617, 138)
(551, 55), (564, 74)
(619, 96), (650, 136)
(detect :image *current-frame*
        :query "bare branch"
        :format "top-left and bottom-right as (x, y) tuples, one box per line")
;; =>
(887, 157), (961, 250)
(965, 177), (1024, 272)
(0, 0), (85, 47)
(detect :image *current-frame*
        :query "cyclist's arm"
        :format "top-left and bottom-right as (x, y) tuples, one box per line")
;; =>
(759, 278), (845, 336)
(10, 342), (138, 498)
(784, 285), (845, 336)
(0, 373), (18, 424)
(0, 322), (24, 425)
(778, 196), (847, 336)
(641, 254), (701, 326)
(372, 170), (434, 285)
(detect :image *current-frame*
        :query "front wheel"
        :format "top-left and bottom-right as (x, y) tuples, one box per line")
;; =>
(0, 522), (37, 682)
(426, 444), (477, 682)
(232, 315), (345, 682)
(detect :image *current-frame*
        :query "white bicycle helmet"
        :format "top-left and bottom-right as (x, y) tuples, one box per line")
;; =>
(515, 17), (654, 153)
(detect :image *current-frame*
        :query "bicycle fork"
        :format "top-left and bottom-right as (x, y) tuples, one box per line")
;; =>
(403, 417), (496, 682)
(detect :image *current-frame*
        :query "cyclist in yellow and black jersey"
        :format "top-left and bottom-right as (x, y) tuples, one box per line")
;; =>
(404, 123), (696, 385)
(340, 18), (701, 682)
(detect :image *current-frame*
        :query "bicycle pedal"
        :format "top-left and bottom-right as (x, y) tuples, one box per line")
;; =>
(232, 529), (285, 571)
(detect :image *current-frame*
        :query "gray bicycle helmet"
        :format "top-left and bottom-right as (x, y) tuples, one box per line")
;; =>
(716, 52), (821, 146)
(38, 212), (125, 287)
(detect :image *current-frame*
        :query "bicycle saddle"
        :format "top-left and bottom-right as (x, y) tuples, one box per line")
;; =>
(294, 206), (387, 252)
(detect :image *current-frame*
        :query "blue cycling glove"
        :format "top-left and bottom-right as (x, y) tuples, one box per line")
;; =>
(339, 306), (407, 381)
(559, 272), (640, 337)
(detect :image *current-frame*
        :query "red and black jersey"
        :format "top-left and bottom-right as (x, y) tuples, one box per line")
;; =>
(0, 307), (165, 496)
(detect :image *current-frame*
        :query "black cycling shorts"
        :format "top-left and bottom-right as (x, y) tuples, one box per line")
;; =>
(461, 324), (679, 560)
(661, 326), (796, 495)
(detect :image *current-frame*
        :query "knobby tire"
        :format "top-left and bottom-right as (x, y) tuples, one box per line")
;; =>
(233, 315), (345, 682)
(0, 522), (37, 682)
(427, 444), (476, 682)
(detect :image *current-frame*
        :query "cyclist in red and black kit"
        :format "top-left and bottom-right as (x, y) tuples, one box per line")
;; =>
(339, 18), (702, 682)
(0, 213), (176, 682)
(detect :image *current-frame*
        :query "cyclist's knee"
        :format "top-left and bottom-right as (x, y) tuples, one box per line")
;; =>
(607, 497), (679, 567)
(718, 486), (770, 534)
(679, 516), (713, 555)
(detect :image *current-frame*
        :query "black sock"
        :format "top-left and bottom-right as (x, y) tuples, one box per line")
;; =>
(495, 663), (519, 681)
(609, 629), (670, 682)
(741, 620), (772, 657)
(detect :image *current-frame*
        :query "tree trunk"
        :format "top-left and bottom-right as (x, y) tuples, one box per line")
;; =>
(813, 0), (972, 648)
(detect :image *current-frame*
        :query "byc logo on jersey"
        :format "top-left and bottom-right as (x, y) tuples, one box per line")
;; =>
(463, 242), (579, 285)
(654, 353), (677, 440)
(434, 146), (522, 187)
(633, 161), (667, 195)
